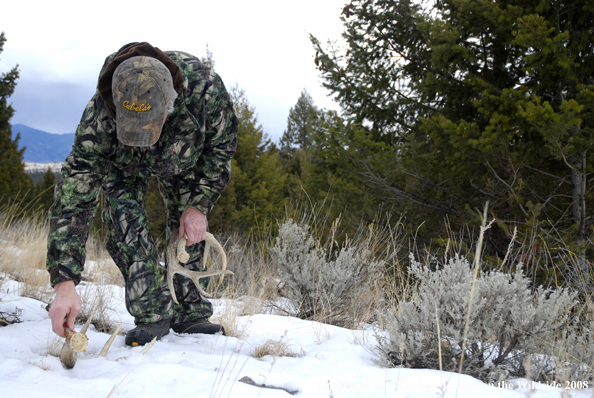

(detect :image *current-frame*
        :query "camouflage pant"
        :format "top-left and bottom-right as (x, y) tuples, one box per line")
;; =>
(102, 171), (213, 325)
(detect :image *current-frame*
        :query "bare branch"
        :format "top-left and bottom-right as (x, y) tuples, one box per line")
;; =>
(484, 160), (529, 217)
(359, 161), (464, 217)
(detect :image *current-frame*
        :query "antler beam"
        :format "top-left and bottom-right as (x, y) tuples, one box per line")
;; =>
(167, 231), (233, 303)
(59, 310), (95, 369)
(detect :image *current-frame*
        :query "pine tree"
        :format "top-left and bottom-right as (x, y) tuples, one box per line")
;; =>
(311, 1), (594, 273)
(279, 89), (318, 159)
(279, 90), (323, 200)
(35, 167), (56, 212)
(200, 44), (215, 69)
(0, 32), (33, 206)
(209, 86), (287, 233)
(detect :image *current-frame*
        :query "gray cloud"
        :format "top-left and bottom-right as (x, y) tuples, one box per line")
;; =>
(9, 79), (96, 134)
(8, 78), (327, 145)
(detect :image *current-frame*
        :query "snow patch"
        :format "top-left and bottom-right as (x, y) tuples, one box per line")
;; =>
(0, 275), (592, 398)
(24, 162), (63, 173)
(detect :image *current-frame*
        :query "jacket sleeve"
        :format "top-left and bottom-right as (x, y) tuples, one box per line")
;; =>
(168, 72), (238, 217)
(46, 93), (113, 287)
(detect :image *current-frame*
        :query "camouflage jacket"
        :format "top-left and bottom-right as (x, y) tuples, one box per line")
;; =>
(46, 42), (238, 287)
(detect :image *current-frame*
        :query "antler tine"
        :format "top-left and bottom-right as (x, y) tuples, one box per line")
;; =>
(141, 337), (157, 354)
(167, 231), (233, 303)
(203, 233), (228, 272)
(79, 309), (96, 334)
(99, 322), (123, 357)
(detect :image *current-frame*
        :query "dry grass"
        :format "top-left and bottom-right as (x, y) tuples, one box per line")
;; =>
(206, 230), (284, 339)
(46, 335), (63, 357)
(81, 258), (124, 286)
(29, 358), (51, 371)
(210, 299), (251, 340)
(77, 284), (120, 333)
(250, 334), (302, 359)
(0, 209), (52, 302)
(206, 230), (280, 305)
(0, 205), (123, 334)
(312, 323), (333, 345)
(2, 199), (592, 386)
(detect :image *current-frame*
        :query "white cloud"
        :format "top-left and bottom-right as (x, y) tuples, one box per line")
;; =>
(1, 0), (347, 140)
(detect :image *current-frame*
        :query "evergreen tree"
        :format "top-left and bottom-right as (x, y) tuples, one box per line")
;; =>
(200, 44), (215, 69)
(209, 86), (287, 233)
(311, 0), (594, 277)
(279, 90), (323, 200)
(0, 32), (33, 206)
(279, 89), (318, 159)
(35, 167), (55, 212)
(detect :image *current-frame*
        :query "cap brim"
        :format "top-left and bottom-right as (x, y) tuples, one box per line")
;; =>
(116, 109), (165, 147)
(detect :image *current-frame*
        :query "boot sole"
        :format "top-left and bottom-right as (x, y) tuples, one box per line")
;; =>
(125, 330), (169, 347)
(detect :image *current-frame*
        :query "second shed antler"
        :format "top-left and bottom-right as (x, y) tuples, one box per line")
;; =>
(167, 231), (233, 302)
(61, 312), (132, 368)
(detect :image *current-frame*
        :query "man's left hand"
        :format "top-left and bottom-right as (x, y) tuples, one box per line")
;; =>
(179, 207), (207, 246)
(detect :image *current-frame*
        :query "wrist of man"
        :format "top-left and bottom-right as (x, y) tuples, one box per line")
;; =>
(49, 266), (81, 288)
(54, 280), (76, 292)
(182, 203), (208, 216)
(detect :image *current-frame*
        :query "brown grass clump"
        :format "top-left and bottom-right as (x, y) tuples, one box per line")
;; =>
(206, 230), (280, 306)
(0, 205), (124, 334)
(250, 334), (302, 359)
(209, 299), (250, 340)
(84, 235), (123, 286)
(77, 285), (121, 334)
(0, 209), (52, 302)
(46, 335), (63, 357)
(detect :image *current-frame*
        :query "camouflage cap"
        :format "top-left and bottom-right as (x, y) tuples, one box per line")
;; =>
(112, 56), (174, 146)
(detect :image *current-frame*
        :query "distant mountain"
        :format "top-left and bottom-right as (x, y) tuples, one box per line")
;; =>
(11, 124), (75, 163)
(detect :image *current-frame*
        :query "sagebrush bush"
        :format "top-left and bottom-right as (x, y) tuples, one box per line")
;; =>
(375, 254), (585, 383)
(271, 219), (382, 327)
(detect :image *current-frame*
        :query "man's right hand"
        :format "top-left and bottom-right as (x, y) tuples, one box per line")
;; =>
(49, 280), (82, 337)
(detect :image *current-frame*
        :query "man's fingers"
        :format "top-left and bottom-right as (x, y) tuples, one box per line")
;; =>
(50, 307), (67, 337)
(185, 230), (206, 246)
(179, 207), (207, 245)
(52, 318), (66, 338)
(197, 230), (205, 243)
(186, 229), (196, 246)
(65, 309), (78, 331)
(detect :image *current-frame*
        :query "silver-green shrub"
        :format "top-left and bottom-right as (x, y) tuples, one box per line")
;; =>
(271, 219), (382, 327)
(375, 254), (584, 383)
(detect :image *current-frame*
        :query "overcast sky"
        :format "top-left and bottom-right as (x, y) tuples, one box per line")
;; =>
(0, 0), (347, 143)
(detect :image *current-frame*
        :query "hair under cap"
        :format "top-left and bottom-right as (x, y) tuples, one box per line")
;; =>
(112, 56), (174, 146)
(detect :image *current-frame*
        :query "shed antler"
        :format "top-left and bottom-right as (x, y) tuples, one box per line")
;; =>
(167, 231), (233, 302)
(59, 310), (95, 369)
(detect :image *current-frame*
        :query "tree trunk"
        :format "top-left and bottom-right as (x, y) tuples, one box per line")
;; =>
(571, 150), (590, 292)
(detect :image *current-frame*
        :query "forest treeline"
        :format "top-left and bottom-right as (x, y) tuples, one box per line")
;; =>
(1, 0), (593, 289)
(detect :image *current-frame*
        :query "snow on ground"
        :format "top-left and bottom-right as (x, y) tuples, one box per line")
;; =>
(1, 279), (592, 398)
(24, 161), (63, 173)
